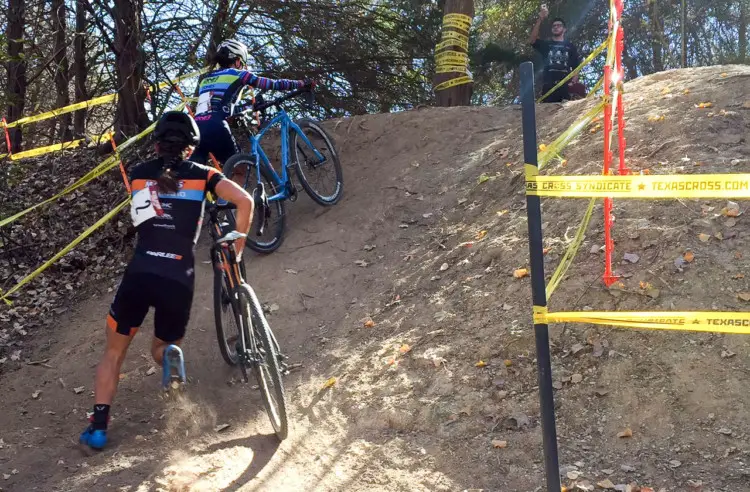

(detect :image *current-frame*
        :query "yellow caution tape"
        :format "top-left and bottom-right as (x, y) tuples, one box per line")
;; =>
(435, 50), (468, 65)
(526, 173), (750, 198)
(0, 199), (130, 304)
(434, 75), (473, 91)
(546, 197), (596, 298)
(443, 13), (472, 24)
(587, 75), (604, 99)
(2, 131), (114, 161)
(0, 67), (208, 130)
(440, 30), (469, 42)
(538, 101), (606, 169)
(436, 65), (469, 74)
(533, 310), (750, 335)
(0, 107), (168, 228)
(437, 37), (469, 51)
(1, 94), (117, 129)
(538, 38), (609, 103)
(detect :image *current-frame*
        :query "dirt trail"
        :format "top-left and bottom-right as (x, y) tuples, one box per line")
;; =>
(2, 65), (750, 491)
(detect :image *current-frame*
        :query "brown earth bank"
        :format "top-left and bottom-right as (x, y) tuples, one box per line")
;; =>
(1, 65), (749, 491)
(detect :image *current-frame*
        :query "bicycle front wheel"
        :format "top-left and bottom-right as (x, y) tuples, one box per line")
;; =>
(238, 283), (288, 440)
(223, 154), (286, 254)
(292, 119), (343, 206)
(212, 244), (246, 366)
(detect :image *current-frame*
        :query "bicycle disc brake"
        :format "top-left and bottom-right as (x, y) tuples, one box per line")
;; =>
(253, 183), (271, 236)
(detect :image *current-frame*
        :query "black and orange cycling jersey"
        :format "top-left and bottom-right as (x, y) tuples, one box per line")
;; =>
(128, 158), (226, 287)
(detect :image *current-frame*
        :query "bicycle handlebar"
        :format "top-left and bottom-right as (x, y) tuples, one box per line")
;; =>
(234, 87), (313, 116)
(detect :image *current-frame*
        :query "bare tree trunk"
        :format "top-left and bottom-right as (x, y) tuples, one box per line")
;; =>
(681, 0), (688, 67)
(52, 0), (73, 141)
(433, 0), (474, 107)
(740, 0), (748, 63)
(113, 0), (149, 137)
(6, 0), (28, 151)
(73, 0), (89, 136)
(205, 0), (230, 66)
(649, 0), (664, 72)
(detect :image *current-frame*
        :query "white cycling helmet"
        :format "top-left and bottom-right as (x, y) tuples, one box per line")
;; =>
(217, 38), (248, 66)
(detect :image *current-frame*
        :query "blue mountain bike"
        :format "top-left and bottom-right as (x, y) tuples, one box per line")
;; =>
(222, 87), (343, 253)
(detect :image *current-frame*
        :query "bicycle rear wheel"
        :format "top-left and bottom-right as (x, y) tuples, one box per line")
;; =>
(223, 154), (286, 254)
(292, 119), (343, 206)
(212, 244), (246, 366)
(237, 283), (288, 440)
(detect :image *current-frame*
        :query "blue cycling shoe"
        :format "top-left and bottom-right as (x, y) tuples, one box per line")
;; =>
(80, 425), (107, 450)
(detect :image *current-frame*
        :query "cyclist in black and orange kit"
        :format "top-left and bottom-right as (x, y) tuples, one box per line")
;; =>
(191, 38), (315, 167)
(79, 111), (254, 450)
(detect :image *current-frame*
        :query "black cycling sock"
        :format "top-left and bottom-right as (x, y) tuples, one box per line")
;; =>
(91, 404), (110, 431)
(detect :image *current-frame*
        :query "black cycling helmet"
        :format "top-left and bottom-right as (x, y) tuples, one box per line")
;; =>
(154, 110), (200, 145)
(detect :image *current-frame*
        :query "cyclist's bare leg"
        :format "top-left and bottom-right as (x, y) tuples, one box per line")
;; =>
(151, 336), (183, 366)
(94, 328), (135, 405)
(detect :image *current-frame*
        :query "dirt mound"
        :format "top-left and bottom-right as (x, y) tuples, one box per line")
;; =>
(1, 65), (750, 491)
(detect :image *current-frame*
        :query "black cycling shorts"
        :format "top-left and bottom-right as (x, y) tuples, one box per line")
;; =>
(107, 272), (193, 342)
(192, 114), (239, 165)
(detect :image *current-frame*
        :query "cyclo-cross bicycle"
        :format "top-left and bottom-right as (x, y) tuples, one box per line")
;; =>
(223, 87), (344, 253)
(206, 197), (288, 440)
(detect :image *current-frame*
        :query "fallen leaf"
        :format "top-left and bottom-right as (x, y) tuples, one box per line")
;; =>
(399, 344), (411, 354)
(543, 247), (552, 255)
(639, 281), (653, 290)
(478, 174), (491, 184)
(697, 102), (713, 109)
(617, 428), (633, 438)
(567, 470), (581, 480)
(364, 319), (376, 328)
(539, 144), (547, 152)
(146, 367), (157, 376)
(354, 260), (369, 267)
(721, 349), (736, 358)
(597, 479), (616, 489)
(683, 251), (695, 263)
(475, 360), (487, 368)
(697, 233), (711, 242)
(513, 268), (529, 279)
(683, 89), (690, 94)
(733, 273), (745, 279)
(497, 210), (509, 216)
(735, 251), (743, 259)
(73, 386), (85, 394)
(561, 159), (568, 167)
(321, 377), (336, 389)
(722, 201), (741, 217)
(571, 343), (585, 355)
(491, 439), (508, 449)
(214, 423), (230, 432)
(475, 230), (488, 240)
(647, 114), (665, 122)
(721, 72), (728, 78)
(738, 293), (750, 302)
(32, 391), (41, 400)
(440, 262), (449, 271)
(660, 87), (671, 95)
(503, 359), (513, 367)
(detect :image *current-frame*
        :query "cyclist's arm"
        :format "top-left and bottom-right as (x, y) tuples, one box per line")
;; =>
(212, 172), (254, 256)
(241, 71), (304, 91)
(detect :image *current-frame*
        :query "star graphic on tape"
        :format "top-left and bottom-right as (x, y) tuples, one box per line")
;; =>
(692, 319), (701, 324)
(638, 183), (645, 191)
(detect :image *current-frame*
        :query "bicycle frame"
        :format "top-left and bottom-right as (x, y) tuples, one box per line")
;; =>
(246, 108), (327, 203)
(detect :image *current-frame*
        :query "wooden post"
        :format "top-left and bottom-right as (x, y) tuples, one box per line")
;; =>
(433, 0), (474, 107)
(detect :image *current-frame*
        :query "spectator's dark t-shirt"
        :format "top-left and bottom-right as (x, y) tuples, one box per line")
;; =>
(532, 39), (581, 84)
